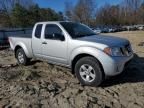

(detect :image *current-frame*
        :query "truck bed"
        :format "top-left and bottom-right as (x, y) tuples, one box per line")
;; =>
(0, 28), (32, 46)
(9, 34), (33, 58)
(9, 34), (32, 38)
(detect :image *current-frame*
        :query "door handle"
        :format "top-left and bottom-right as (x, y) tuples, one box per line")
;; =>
(42, 42), (47, 44)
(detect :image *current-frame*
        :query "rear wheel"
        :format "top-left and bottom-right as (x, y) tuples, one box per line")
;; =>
(16, 48), (30, 65)
(74, 56), (104, 87)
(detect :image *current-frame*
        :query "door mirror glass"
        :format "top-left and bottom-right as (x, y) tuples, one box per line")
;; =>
(53, 33), (65, 41)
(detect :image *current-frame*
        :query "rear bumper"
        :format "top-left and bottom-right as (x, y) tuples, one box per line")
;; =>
(103, 54), (134, 76)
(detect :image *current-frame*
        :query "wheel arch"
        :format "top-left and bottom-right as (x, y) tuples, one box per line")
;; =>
(71, 53), (104, 76)
(14, 45), (22, 57)
(14, 43), (31, 58)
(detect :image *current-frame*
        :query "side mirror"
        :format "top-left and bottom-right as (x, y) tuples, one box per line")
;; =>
(59, 35), (65, 41)
(53, 33), (65, 41)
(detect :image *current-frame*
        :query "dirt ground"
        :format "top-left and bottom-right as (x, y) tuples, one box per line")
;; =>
(0, 31), (144, 108)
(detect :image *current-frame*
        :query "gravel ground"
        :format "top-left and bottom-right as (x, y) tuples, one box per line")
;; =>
(0, 31), (144, 108)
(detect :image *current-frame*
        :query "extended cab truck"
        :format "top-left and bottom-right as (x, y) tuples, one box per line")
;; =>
(9, 21), (133, 86)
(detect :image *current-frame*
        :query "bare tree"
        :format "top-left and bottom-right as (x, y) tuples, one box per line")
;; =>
(96, 4), (118, 25)
(121, 0), (143, 24)
(124, 0), (142, 11)
(138, 2), (144, 24)
(65, 0), (96, 26)
(74, 0), (96, 25)
(64, 1), (74, 21)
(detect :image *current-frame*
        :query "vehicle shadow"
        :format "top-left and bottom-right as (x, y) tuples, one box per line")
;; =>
(101, 54), (144, 87)
(28, 60), (42, 66)
(0, 46), (9, 50)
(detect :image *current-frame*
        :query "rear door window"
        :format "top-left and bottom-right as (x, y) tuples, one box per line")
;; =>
(35, 24), (42, 38)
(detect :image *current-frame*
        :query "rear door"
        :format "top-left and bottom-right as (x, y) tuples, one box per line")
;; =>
(41, 23), (68, 65)
(32, 24), (43, 58)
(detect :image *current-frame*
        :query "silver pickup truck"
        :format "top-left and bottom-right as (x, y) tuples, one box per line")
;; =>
(9, 21), (133, 86)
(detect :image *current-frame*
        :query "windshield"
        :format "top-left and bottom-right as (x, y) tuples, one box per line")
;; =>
(60, 22), (96, 38)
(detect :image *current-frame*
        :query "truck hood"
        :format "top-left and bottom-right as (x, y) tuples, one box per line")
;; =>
(77, 35), (129, 47)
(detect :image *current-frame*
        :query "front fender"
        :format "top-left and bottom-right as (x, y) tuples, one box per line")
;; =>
(69, 46), (104, 64)
(69, 46), (116, 75)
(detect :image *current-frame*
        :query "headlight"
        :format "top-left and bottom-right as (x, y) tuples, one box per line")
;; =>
(104, 47), (123, 56)
(111, 47), (123, 56)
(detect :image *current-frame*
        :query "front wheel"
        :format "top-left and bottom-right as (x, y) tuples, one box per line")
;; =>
(74, 57), (104, 87)
(16, 48), (30, 65)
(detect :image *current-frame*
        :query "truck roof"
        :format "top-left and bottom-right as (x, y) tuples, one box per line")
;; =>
(35, 21), (73, 25)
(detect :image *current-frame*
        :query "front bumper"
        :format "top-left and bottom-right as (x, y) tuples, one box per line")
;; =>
(103, 54), (134, 77)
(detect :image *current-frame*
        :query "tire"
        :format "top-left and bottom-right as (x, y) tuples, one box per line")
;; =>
(16, 48), (30, 65)
(74, 56), (104, 87)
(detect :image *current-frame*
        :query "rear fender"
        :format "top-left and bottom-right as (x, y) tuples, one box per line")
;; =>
(14, 42), (31, 58)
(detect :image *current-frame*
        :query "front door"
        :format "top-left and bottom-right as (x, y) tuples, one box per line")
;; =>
(42, 24), (67, 65)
